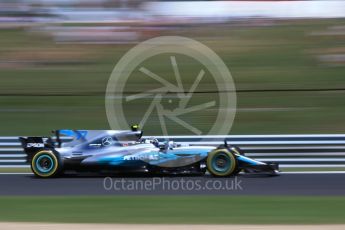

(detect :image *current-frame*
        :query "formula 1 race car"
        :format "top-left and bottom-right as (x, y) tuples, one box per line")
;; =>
(19, 126), (279, 178)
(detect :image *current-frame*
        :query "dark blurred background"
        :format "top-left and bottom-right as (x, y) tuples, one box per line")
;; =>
(0, 0), (344, 135)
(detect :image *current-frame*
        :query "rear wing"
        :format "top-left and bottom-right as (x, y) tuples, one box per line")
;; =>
(19, 136), (54, 161)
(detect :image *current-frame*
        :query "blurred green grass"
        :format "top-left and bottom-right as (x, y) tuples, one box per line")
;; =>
(0, 19), (344, 135)
(0, 196), (344, 224)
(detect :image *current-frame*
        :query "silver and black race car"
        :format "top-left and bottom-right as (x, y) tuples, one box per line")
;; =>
(20, 126), (279, 178)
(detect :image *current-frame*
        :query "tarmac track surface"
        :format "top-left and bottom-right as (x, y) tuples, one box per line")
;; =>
(0, 172), (344, 195)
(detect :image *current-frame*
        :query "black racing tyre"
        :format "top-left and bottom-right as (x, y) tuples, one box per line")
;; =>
(207, 148), (238, 177)
(31, 150), (62, 178)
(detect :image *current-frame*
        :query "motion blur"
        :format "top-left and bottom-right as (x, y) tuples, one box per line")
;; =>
(0, 0), (344, 135)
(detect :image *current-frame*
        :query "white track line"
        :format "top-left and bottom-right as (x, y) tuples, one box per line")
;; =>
(0, 165), (30, 168)
(0, 173), (33, 175)
(256, 158), (345, 162)
(279, 164), (345, 167)
(151, 134), (345, 138)
(281, 171), (345, 174)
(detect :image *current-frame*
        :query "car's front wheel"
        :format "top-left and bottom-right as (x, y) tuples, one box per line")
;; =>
(207, 148), (238, 177)
(31, 150), (62, 178)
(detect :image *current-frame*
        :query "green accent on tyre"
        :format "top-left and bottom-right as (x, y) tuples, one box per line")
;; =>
(35, 155), (54, 174)
(211, 153), (231, 172)
(207, 149), (237, 177)
(31, 151), (59, 178)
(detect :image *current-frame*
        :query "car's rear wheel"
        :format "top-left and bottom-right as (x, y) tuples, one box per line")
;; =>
(31, 150), (62, 178)
(207, 149), (238, 177)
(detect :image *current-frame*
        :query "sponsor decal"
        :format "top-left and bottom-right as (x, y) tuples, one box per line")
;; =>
(26, 143), (44, 148)
(123, 153), (159, 161)
(102, 136), (113, 146)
